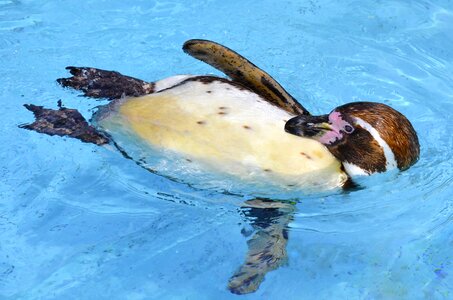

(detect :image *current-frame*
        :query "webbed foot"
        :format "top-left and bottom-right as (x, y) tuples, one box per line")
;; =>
(57, 67), (154, 100)
(20, 103), (109, 145)
(228, 229), (288, 294)
(228, 268), (265, 295)
(228, 199), (294, 294)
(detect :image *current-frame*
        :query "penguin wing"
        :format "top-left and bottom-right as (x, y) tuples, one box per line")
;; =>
(183, 39), (310, 116)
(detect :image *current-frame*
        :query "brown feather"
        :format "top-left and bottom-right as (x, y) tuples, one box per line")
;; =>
(336, 102), (420, 170)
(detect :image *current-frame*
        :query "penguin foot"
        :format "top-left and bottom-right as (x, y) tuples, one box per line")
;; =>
(228, 269), (265, 295)
(228, 199), (294, 294)
(57, 67), (154, 100)
(20, 103), (109, 145)
(228, 229), (289, 294)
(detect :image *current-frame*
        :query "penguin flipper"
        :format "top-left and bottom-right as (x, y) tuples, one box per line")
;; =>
(183, 39), (310, 116)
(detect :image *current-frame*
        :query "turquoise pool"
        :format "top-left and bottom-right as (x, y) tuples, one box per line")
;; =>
(1, 0), (452, 299)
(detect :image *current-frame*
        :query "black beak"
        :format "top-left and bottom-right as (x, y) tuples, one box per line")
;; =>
(285, 114), (331, 137)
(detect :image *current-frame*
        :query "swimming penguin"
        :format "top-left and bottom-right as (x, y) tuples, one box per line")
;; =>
(20, 39), (420, 294)
(21, 39), (419, 192)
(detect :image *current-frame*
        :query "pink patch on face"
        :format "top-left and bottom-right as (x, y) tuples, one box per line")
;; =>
(319, 130), (342, 145)
(318, 111), (352, 145)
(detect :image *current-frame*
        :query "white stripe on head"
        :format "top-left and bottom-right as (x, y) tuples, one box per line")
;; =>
(353, 117), (397, 171)
(343, 162), (369, 176)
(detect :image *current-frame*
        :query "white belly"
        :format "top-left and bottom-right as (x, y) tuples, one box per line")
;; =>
(96, 77), (348, 195)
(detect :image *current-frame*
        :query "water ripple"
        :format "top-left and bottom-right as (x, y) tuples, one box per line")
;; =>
(1, 0), (453, 298)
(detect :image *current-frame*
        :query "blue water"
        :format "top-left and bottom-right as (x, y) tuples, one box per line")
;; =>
(1, 0), (453, 299)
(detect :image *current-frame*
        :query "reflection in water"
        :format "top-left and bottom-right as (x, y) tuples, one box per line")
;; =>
(229, 199), (295, 294)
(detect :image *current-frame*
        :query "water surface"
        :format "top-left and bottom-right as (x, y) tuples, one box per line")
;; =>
(1, 0), (452, 299)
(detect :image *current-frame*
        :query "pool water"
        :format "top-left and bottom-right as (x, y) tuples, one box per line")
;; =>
(1, 0), (453, 299)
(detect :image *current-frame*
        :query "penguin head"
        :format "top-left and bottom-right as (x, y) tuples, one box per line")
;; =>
(285, 102), (420, 176)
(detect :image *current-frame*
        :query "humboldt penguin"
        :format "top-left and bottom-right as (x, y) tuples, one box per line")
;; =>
(20, 39), (420, 295)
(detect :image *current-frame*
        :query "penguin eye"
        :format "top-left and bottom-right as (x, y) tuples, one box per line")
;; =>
(344, 125), (354, 133)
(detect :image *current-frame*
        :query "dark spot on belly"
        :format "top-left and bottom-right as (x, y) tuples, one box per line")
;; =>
(218, 112), (227, 115)
(186, 158), (192, 162)
(219, 106), (227, 110)
(300, 152), (312, 160)
(206, 90), (212, 94)
(287, 184), (295, 187)
(197, 121), (206, 125)
(264, 168), (272, 172)
(243, 125), (252, 130)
